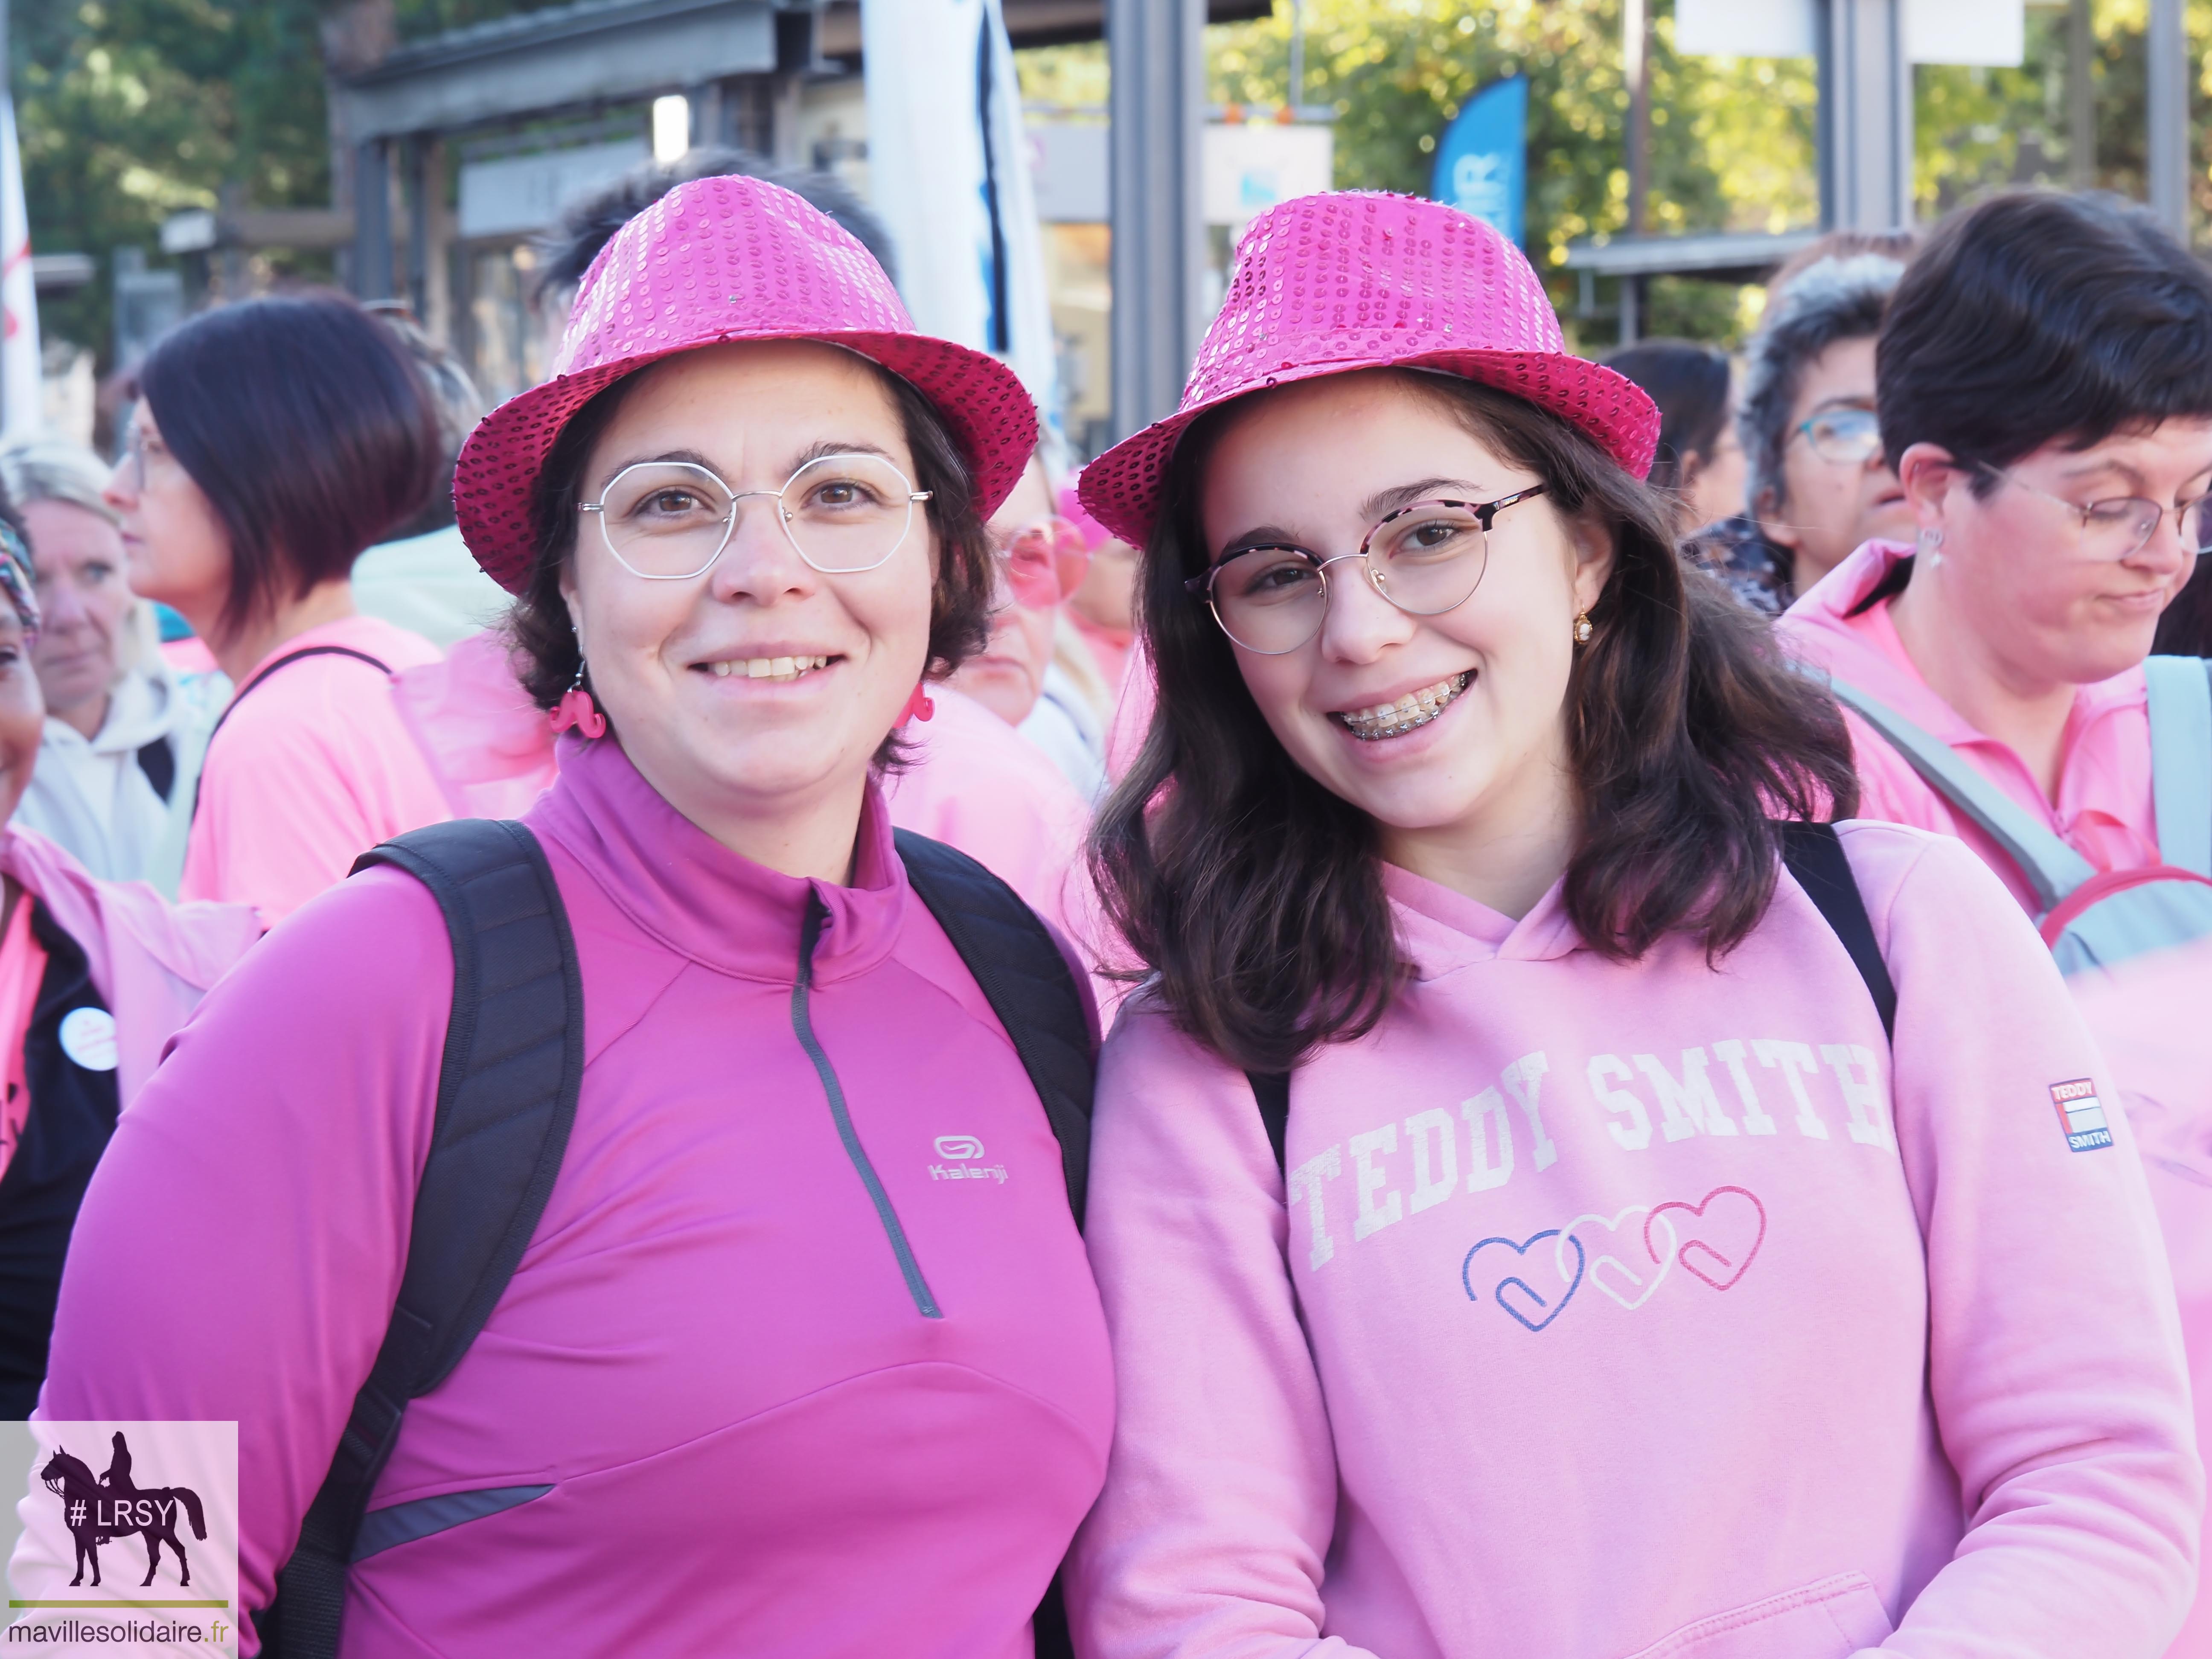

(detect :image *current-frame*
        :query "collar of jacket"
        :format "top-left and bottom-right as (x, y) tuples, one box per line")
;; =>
(528, 733), (908, 987)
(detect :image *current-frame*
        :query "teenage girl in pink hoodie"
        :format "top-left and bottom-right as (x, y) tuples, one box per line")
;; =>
(1067, 192), (2198, 1659)
(41, 178), (1111, 1656)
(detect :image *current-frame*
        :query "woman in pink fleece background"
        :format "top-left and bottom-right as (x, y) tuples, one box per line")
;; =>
(1066, 192), (2198, 1659)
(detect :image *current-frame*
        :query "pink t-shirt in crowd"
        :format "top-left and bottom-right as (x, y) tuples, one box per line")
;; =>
(1069, 822), (2199, 1659)
(1776, 540), (2160, 914)
(183, 615), (449, 926)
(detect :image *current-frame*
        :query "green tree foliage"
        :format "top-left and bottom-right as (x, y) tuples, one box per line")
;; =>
(1206, 2), (1820, 343)
(15, 0), (335, 362)
(9, 0), (562, 368)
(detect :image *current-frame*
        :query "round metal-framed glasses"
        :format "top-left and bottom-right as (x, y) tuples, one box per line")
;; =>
(578, 454), (933, 580)
(1978, 463), (2212, 562)
(1185, 487), (1548, 655)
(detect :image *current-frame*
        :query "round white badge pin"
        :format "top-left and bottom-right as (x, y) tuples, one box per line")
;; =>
(58, 1006), (118, 1072)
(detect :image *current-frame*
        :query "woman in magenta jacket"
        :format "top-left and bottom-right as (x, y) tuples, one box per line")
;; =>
(41, 177), (1112, 1656)
(1066, 192), (2197, 1658)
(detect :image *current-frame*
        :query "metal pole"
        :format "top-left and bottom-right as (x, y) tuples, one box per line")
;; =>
(2068, 0), (2094, 190)
(1289, 0), (1305, 111)
(1108, 0), (1204, 442)
(353, 139), (394, 301)
(2148, 0), (2189, 241)
(1624, 0), (1648, 235)
(1817, 0), (1912, 232)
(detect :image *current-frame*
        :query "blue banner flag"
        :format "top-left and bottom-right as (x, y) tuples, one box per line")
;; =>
(1431, 75), (1528, 247)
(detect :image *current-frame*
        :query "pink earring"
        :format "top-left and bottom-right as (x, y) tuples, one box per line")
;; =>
(551, 661), (607, 739)
(900, 683), (935, 725)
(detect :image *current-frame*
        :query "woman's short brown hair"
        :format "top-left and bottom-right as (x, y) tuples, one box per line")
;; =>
(1090, 370), (1860, 1073)
(504, 352), (998, 767)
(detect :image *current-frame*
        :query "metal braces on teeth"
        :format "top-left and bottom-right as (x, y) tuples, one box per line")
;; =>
(1342, 673), (1470, 741)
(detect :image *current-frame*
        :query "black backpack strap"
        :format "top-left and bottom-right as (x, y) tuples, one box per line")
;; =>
(892, 828), (1094, 1227)
(1249, 1070), (1292, 1175)
(1778, 821), (1897, 1044)
(262, 819), (584, 1659)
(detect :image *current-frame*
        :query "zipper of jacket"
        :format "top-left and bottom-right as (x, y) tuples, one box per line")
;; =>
(791, 893), (942, 1319)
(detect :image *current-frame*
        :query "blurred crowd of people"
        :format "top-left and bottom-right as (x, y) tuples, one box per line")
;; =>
(0, 146), (2203, 1659)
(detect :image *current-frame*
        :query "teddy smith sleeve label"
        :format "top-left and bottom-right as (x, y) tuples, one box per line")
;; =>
(2050, 1078), (2115, 1154)
(3, 1421), (238, 1655)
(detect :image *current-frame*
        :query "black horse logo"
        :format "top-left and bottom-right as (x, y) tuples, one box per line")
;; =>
(38, 1432), (207, 1589)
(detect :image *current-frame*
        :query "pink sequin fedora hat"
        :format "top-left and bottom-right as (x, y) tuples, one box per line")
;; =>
(455, 173), (1039, 592)
(1077, 190), (1660, 547)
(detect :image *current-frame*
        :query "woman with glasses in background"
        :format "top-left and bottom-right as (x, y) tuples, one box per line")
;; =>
(45, 177), (1111, 1658)
(1778, 192), (2212, 920)
(102, 291), (452, 926)
(886, 453), (1103, 952)
(1689, 253), (1914, 614)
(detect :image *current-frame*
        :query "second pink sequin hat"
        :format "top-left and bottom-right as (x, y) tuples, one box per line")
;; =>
(1078, 191), (1661, 547)
(455, 174), (1039, 592)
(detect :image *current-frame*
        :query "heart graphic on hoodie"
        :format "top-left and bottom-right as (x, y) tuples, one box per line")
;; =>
(1463, 1229), (1586, 1333)
(1557, 1206), (1679, 1310)
(1645, 1186), (1767, 1291)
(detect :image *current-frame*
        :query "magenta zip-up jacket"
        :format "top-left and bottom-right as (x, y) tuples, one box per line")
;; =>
(39, 736), (1115, 1657)
(1068, 821), (2199, 1659)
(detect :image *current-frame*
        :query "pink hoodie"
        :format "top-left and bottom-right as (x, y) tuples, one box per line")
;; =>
(1775, 541), (2159, 914)
(1068, 821), (2198, 1659)
(2072, 940), (2212, 1659)
(41, 736), (1113, 1656)
(184, 615), (451, 926)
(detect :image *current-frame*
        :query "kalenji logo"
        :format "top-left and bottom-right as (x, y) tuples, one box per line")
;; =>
(929, 1135), (1008, 1185)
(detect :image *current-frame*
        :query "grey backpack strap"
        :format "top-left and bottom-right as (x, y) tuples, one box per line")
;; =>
(260, 820), (584, 1659)
(1827, 674), (2095, 911)
(2145, 655), (2212, 877)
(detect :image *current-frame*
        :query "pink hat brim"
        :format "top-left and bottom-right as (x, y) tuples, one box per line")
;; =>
(1077, 346), (1659, 551)
(454, 330), (1038, 594)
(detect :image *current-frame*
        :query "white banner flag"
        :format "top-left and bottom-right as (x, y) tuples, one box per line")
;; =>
(862, 0), (1062, 452)
(0, 96), (41, 439)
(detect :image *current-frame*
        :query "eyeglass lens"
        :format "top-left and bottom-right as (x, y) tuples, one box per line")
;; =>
(1207, 502), (1492, 654)
(1802, 407), (1883, 465)
(596, 454), (920, 579)
(2074, 494), (2212, 560)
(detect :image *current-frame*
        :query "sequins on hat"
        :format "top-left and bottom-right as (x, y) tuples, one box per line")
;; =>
(453, 174), (1040, 593)
(1077, 190), (1662, 548)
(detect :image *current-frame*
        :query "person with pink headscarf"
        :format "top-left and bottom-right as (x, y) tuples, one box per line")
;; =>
(1065, 192), (2197, 1659)
(42, 177), (1110, 1657)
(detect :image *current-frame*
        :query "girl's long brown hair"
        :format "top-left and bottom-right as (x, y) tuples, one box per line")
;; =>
(1088, 372), (1860, 1073)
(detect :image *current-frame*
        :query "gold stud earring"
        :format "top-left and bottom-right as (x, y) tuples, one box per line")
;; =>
(1573, 612), (1594, 644)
